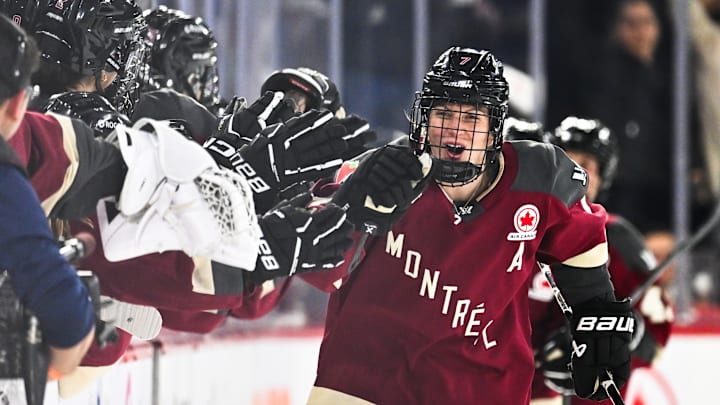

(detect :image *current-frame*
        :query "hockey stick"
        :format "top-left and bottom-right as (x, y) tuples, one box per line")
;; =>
(630, 200), (720, 302)
(344, 153), (432, 274)
(347, 221), (378, 273)
(539, 262), (626, 405)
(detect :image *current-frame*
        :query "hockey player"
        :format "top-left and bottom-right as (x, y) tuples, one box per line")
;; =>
(304, 47), (633, 404)
(2, 0), (356, 364)
(30, 0), (144, 116)
(531, 117), (674, 405)
(25, 0), (218, 143)
(141, 6), (224, 115)
(0, 13), (94, 377)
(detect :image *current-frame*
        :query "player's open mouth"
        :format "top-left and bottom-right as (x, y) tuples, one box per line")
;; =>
(444, 143), (467, 159)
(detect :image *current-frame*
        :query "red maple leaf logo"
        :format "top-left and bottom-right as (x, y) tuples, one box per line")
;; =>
(520, 212), (535, 227)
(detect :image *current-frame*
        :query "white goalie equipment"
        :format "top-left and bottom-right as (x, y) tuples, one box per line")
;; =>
(97, 118), (260, 270)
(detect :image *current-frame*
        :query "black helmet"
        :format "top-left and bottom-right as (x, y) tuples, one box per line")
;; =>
(44, 91), (129, 140)
(548, 116), (619, 193)
(143, 7), (220, 112)
(32, 0), (146, 115)
(261, 67), (344, 117)
(409, 47), (509, 186)
(33, 0), (142, 75)
(503, 117), (546, 143)
(142, 4), (185, 29)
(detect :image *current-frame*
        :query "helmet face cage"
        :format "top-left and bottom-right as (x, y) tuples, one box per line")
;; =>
(108, 16), (146, 117)
(550, 116), (619, 192)
(409, 47), (509, 187)
(167, 34), (220, 111)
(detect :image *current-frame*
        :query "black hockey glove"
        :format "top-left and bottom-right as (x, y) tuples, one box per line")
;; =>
(215, 91), (297, 145)
(205, 92), (297, 170)
(272, 181), (313, 208)
(535, 326), (574, 396)
(569, 297), (634, 400)
(337, 114), (377, 160)
(331, 145), (432, 234)
(238, 110), (349, 212)
(248, 193), (354, 284)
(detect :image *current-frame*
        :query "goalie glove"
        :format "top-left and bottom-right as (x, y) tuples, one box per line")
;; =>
(249, 193), (354, 284)
(236, 110), (349, 213)
(332, 145), (433, 234)
(569, 297), (634, 400)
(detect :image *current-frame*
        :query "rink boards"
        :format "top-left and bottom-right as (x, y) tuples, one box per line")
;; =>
(1, 325), (717, 404)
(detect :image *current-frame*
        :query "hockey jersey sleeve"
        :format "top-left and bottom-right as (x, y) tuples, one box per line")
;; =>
(527, 144), (608, 267)
(8, 111), (125, 219)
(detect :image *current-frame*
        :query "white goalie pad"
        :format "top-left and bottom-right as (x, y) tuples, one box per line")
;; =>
(99, 119), (260, 270)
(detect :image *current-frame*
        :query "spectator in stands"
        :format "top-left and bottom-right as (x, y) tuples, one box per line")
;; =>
(581, 0), (673, 233)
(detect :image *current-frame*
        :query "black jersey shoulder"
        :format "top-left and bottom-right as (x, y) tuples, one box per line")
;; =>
(508, 140), (588, 207)
(132, 89), (219, 143)
(606, 214), (655, 273)
(48, 114), (125, 220)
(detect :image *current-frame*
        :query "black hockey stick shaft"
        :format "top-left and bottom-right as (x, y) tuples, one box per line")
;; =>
(347, 221), (377, 273)
(539, 263), (626, 405)
(630, 200), (720, 302)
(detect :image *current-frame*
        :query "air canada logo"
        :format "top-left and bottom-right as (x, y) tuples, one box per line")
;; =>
(507, 204), (539, 241)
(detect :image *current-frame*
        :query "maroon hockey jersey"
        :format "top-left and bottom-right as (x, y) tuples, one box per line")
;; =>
(309, 141), (608, 405)
(8, 111), (124, 219)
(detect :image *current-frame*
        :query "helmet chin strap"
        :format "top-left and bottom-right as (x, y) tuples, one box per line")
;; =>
(432, 153), (500, 188)
(431, 159), (482, 186)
